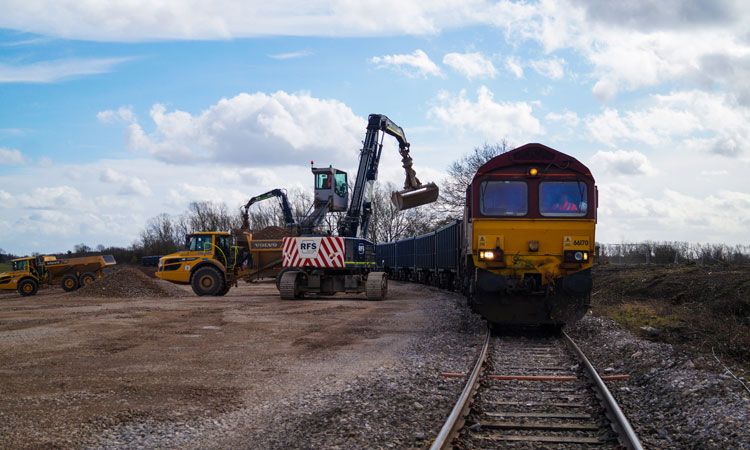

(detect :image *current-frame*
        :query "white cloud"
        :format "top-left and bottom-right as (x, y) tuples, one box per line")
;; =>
(597, 183), (750, 243)
(97, 106), (136, 124)
(428, 86), (543, 142)
(268, 51), (313, 60)
(370, 49), (442, 78)
(0, 57), (129, 83)
(545, 110), (580, 128)
(592, 79), (617, 103)
(529, 57), (565, 79)
(120, 91), (366, 167)
(16, 186), (90, 211)
(99, 167), (153, 196)
(0, 1), (486, 41)
(2, 0), (748, 105)
(504, 56), (524, 78)
(590, 149), (657, 176)
(442, 52), (497, 79)
(585, 90), (750, 156)
(0, 148), (29, 165)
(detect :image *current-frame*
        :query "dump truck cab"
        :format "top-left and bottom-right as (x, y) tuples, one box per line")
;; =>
(156, 232), (232, 282)
(0, 257), (42, 296)
(156, 231), (246, 296)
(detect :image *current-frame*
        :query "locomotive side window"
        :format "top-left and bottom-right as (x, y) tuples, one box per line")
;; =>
(479, 181), (528, 216)
(539, 181), (588, 217)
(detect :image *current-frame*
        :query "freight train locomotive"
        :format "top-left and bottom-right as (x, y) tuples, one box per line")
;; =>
(376, 143), (597, 325)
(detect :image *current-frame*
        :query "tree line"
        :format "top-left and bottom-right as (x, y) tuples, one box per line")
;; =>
(9, 141), (744, 267)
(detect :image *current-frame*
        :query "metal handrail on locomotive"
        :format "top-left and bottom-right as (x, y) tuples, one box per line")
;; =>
(375, 143), (597, 325)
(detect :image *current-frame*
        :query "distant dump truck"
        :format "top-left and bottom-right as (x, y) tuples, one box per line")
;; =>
(155, 230), (286, 296)
(0, 254), (117, 296)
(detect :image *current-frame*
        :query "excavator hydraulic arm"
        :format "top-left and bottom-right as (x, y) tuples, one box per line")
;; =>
(373, 116), (439, 211)
(241, 188), (296, 230)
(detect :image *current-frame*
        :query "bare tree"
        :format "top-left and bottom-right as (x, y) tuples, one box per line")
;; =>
(439, 141), (512, 216)
(185, 201), (241, 232)
(73, 243), (92, 255)
(140, 213), (182, 255)
(366, 182), (444, 243)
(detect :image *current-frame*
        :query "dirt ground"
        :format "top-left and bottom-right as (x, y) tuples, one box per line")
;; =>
(591, 264), (750, 371)
(0, 278), (460, 449)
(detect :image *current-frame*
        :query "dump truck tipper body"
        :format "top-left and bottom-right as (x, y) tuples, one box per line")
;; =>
(0, 254), (117, 296)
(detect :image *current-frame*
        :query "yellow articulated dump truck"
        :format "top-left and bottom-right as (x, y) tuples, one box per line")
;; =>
(0, 254), (117, 296)
(155, 230), (286, 296)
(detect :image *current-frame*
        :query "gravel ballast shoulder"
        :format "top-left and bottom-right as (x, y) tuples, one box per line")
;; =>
(567, 313), (750, 450)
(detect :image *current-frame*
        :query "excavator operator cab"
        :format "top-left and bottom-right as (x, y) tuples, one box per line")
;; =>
(313, 167), (348, 212)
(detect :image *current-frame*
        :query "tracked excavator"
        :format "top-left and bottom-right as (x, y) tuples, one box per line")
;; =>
(278, 113), (439, 300)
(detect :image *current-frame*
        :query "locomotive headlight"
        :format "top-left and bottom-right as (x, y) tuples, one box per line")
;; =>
(563, 250), (590, 263)
(480, 251), (495, 260)
(528, 167), (539, 177)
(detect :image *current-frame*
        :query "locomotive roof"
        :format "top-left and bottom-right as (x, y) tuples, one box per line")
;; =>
(474, 143), (594, 180)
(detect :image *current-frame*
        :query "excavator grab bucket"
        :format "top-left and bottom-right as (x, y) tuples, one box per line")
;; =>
(391, 182), (439, 211)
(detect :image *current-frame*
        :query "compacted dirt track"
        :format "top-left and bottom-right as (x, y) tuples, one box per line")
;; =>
(0, 277), (484, 449)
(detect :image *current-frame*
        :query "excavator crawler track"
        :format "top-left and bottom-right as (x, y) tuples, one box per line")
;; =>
(279, 270), (301, 300)
(365, 272), (387, 300)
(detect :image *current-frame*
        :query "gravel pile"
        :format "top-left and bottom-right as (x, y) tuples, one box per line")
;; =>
(567, 313), (750, 450)
(72, 267), (186, 298)
(81, 289), (486, 449)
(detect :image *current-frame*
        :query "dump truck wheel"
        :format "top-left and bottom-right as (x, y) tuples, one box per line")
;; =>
(216, 283), (230, 296)
(79, 272), (96, 287)
(365, 271), (387, 301)
(191, 266), (224, 296)
(279, 270), (303, 300)
(18, 278), (38, 297)
(61, 274), (79, 292)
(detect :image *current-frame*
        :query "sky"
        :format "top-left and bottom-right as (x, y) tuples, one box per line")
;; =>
(1, 0), (750, 255)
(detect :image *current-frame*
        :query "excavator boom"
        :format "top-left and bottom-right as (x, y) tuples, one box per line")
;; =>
(241, 188), (296, 230)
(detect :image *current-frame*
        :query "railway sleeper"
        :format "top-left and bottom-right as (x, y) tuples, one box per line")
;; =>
(470, 434), (605, 444)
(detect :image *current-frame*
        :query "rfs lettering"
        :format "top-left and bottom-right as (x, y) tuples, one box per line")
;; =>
(300, 241), (317, 254)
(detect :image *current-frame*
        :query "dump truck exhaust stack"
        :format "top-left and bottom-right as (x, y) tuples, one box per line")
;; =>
(391, 145), (440, 211)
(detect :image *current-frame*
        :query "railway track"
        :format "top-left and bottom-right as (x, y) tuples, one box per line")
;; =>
(432, 328), (643, 450)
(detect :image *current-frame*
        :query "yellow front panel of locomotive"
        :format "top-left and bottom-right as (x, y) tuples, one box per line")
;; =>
(471, 218), (595, 277)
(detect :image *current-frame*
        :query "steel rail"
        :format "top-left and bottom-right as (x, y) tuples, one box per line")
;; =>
(429, 326), (490, 450)
(563, 331), (644, 450)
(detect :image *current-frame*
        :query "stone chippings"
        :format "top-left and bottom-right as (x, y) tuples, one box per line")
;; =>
(81, 290), (486, 450)
(72, 267), (186, 298)
(567, 313), (750, 450)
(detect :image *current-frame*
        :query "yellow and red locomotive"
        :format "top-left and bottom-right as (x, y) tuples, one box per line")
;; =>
(376, 143), (597, 325)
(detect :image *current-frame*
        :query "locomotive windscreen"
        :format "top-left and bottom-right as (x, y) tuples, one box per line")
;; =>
(479, 181), (528, 216)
